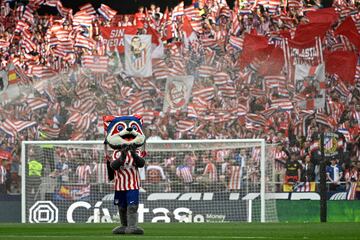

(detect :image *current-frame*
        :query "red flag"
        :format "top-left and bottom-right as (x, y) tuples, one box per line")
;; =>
(258, 46), (284, 76)
(305, 7), (339, 25)
(325, 51), (357, 85)
(145, 24), (160, 45)
(100, 26), (138, 53)
(289, 22), (331, 49)
(334, 16), (360, 50)
(160, 7), (169, 26)
(183, 16), (194, 38)
(240, 33), (269, 68)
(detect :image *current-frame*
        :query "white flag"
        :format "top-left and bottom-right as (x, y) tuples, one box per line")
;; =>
(163, 76), (194, 112)
(0, 70), (9, 93)
(124, 35), (152, 77)
(294, 63), (326, 110)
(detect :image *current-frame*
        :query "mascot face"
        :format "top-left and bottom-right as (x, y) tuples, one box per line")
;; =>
(103, 115), (146, 150)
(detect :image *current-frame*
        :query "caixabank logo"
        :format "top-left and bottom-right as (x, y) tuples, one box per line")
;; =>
(29, 201), (59, 223)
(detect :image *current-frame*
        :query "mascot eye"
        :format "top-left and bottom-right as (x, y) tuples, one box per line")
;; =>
(132, 125), (138, 131)
(117, 125), (124, 131)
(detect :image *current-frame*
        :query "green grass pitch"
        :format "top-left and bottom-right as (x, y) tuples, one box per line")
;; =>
(0, 223), (359, 240)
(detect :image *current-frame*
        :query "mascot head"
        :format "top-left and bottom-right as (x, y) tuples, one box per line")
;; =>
(103, 115), (146, 150)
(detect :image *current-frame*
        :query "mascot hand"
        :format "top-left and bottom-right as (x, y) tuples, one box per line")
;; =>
(130, 150), (145, 168)
(129, 143), (138, 151)
(110, 152), (127, 170)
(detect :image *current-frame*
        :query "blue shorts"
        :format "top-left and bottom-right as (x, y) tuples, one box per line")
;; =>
(114, 190), (139, 208)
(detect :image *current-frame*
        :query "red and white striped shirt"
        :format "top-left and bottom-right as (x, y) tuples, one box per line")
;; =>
(274, 149), (287, 172)
(176, 165), (193, 183)
(0, 165), (6, 184)
(76, 164), (92, 183)
(92, 162), (109, 184)
(228, 165), (241, 190)
(203, 162), (218, 182)
(112, 150), (144, 191)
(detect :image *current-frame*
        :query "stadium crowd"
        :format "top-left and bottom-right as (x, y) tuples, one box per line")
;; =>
(0, 0), (360, 196)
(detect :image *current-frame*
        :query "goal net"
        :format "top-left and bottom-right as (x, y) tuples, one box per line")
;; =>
(21, 139), (277, 223)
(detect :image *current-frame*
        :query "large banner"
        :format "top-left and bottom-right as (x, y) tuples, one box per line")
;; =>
(287, 23), (330, 64)
(26, 191), (360, 223)
(163, 76), (194, 112)
(124, 35), (152, 77)
(100, 26), (138, 53)
(294, 63), (325, 110)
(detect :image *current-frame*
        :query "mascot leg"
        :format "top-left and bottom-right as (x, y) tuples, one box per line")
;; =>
(112, 206), (127, 234)
(125, 204), (144, 235)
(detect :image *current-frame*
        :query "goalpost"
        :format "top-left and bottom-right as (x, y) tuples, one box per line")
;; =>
(21, 139), (277, 224)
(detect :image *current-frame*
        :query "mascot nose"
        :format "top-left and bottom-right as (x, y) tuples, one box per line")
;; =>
(126, 127), (133, 132)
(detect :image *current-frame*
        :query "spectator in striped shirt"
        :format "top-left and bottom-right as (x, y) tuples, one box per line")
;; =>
(176, 158), (193, 192)
(199, 156), (219, 191)
(76, 162), (92, 184)
(202, 157), (218, 182)
(226, 160), (242, 191)
(274, 143), (288, 187)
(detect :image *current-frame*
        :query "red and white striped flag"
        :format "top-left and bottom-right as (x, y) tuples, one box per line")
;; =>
(14, 20), (30, 33)
(72, 97), (96, 114)
(271, 98), (293, 110)
(192, 86), (215, 101)
(198, 65), (215, 78)
(74, 34), (96, 50)
(70, 132), (85, 141)
(79, 3), (96, 15)
(23, 6), (35, 25)
(73, 10), (94, 27)
(98, 4), (117, 21)
(129, 98), (145, 114)
(172, 1), (184, 18)
(213, 72), (231, 85)
(0, 119), (37, 137)
(38, 126), (61, 140)
(184, 5), (202, 32)
(26, 97), (48, 111)
(28, 65), (56, 79)
(44, 0), (59, 7)
(56, 1), (72, 18)
(201, 37), (218, 48)
(287, 0), (302, 8)
(138, 110), (158, 125)
(218, 85), (237, 98)
(66, 113), (94, 132)
(176, 120), (195, 132)
(229, 35), (244, 50)
(187, 104), (199, 118)
(82, 55), (109, 73)
(246, 114), (267, 127)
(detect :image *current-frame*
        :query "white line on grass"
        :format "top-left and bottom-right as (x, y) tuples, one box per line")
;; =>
(1, 236), (274, 239)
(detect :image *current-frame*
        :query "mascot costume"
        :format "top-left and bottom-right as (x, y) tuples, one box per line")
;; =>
(103, 115), (146, 235)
